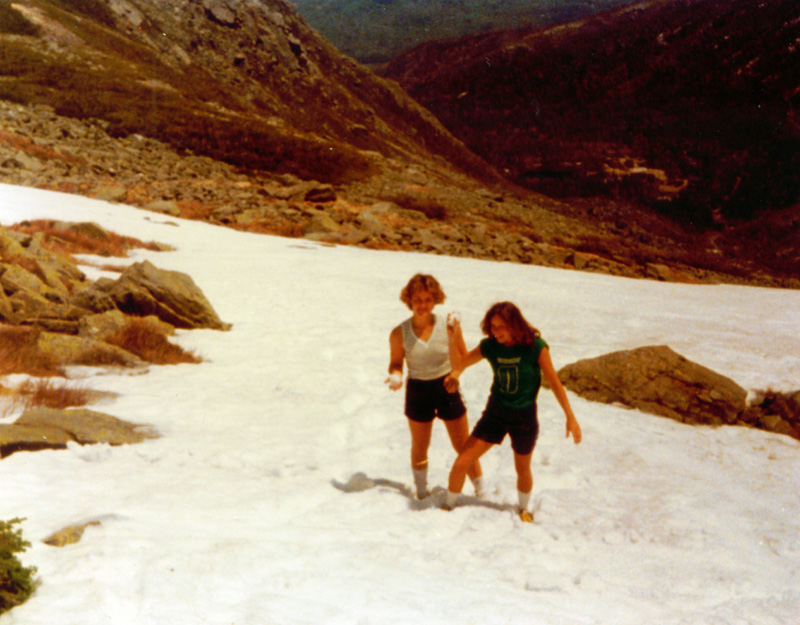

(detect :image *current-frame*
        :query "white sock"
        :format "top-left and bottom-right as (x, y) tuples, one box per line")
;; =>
(444, 490), (459, 510)
(470, 476), (485, 498)
(518, 490), (532, 512)
(413, 468), (428, 499)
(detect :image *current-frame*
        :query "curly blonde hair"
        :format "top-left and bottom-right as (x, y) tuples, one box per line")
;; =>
(399, 274), (446, 310)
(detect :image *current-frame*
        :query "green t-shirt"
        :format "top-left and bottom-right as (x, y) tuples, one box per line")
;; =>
(480, 336), (548, 409)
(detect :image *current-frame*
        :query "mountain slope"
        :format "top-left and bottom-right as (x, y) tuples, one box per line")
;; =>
(0, 0), (499, 186)
(382, 0), (800, 273)
(290, 0), (639, 64)
(1, 0), (798, 287)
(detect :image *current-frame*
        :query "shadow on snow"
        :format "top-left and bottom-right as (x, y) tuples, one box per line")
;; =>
(332, 471), (516, 514)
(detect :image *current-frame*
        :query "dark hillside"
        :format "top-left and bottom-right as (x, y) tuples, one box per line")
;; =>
(382, 0), (800, 236)
(290, 0), (639, 64)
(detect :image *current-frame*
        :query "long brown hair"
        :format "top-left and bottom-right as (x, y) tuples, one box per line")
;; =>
(480, 302), (540, 347)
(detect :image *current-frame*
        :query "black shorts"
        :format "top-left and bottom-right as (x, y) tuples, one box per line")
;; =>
(405, 375), (466, 423)
(472, 398), (539, 455)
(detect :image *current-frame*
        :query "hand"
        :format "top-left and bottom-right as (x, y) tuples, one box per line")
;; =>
(444, 373), (460, 393)
(566, 417), (582, 444)
(385, 371), (403, 391)
(446, 312), (462, 335)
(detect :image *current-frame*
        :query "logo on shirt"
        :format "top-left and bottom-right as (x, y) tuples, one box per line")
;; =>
(496, 357), (521, 394)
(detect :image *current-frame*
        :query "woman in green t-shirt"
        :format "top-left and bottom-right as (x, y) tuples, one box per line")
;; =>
(444, 302), (581, 520)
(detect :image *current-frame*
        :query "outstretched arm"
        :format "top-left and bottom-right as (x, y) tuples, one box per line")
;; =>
(539, 347), (582, 444)
(386, 326), (404, 391)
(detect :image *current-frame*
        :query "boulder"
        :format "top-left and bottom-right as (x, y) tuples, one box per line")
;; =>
(106, 260), (230, 330)
(15, 407), (159, 446)
(0, 263), (49, 296)
(1, 407), (159, 458)
(303, 211), (341, 236)
(35, 331), (145, 368)
(740, 389), (800, 440)
(304, 185), (337, 203)
(144, 200), (181, 216)
(558, 345), (748, 426)
(43, 521), (102, 547)
(78, 309), (174, 341)
(0, 287), (12, 320)
(0, 423), (72, 458)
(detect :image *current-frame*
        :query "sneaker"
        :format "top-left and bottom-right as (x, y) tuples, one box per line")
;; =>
(519, 509), (534, 523)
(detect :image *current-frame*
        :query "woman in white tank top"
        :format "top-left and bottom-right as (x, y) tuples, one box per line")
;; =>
(387, 274), (483, 500)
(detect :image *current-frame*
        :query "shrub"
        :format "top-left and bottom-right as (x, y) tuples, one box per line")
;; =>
(11, 379), (90, 411)
(105, 318), (200, 365)
(0, 326), (62, 377)
(0, 518), (37, 615)
(8, 220), (162, 258)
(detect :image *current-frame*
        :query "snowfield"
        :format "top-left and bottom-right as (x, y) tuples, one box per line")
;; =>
(1, 183), (799, 625)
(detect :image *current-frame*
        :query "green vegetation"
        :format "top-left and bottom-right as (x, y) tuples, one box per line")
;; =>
(0, 519), (37, 616)
(292, 0), (638, 63)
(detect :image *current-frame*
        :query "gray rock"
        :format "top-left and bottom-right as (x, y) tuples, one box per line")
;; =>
(15, 406), (159, 446)
(93, 184), (128, 202)
(740, 389), (800, 440)
(203, 0), (237, 26)
(304, 185), (337, 203)
(78, 310), (174, 341)
(0, 287), (13, 321)
(0, 423), (73, 458)
(0, 263), (48, 296)
(35, 331), (145, 368)
(304, 212), (341, 235)
(108, 260), (230, 330)
(144, 200), (181, 216)
(558, 345), (748, 426)
(43, 521), (103, 547)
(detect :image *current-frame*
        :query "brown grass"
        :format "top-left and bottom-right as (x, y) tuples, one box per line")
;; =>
(8, 220), (162, 258)
(104, 317), (200, 365)
(0, 378), (91, 417)
(0, 326), (62, 377)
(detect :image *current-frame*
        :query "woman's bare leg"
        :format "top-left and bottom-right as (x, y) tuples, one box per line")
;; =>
(513, 451), (534, 494)
(443, 415), (482, 481)
(447, 436), (493, 495)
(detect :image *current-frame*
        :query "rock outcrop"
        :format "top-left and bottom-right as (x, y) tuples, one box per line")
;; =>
(95, 261), (230, 331)
(558, 345), (748, 426)
(739, 389), (800, 440)
(1, 221), (228, 322)
(0, 407), (159, 458)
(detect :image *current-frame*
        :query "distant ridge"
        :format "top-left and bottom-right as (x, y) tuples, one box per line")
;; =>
(290, 0), (639, 64)
(382, 0), (800, 275)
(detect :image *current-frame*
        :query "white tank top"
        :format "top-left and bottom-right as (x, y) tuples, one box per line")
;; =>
(401, 314), (452, 381)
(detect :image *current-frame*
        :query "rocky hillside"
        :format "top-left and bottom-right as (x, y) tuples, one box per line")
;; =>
(0, 0), (498, 187)
(290, 0), (638, 64)
(0, 0), (798, 287)
(382, 0), (800, 278)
